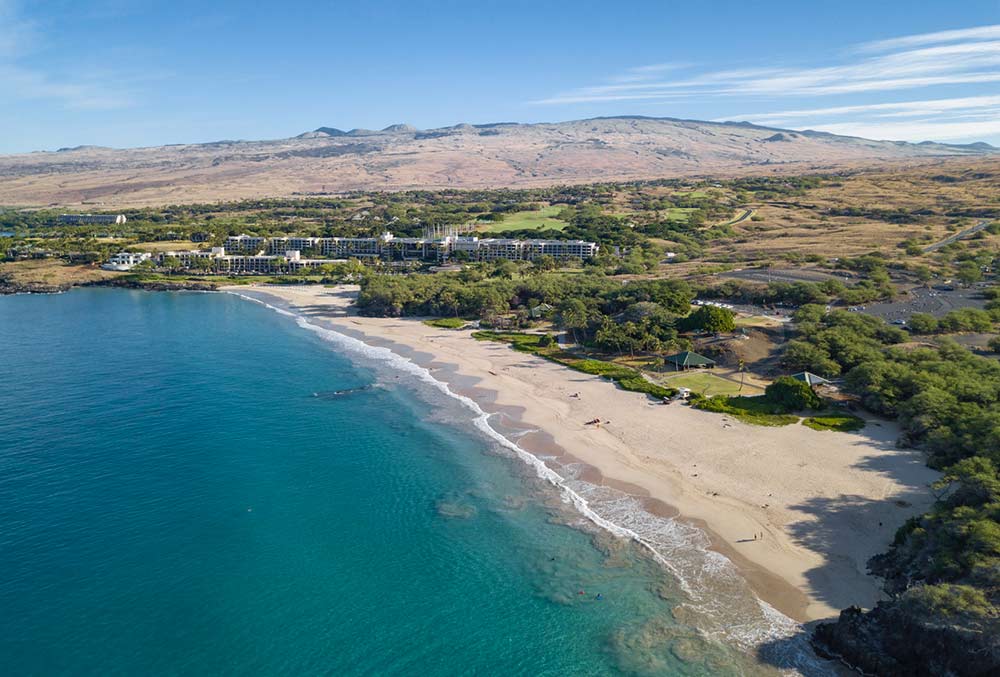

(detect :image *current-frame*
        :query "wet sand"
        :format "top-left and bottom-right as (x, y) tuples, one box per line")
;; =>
(224, 283), (939, 624)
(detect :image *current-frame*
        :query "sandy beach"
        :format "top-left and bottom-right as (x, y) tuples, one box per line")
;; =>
(226, 283), (939, 624)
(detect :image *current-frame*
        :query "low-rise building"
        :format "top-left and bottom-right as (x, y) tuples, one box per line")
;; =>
(101, 252), (151, 271)
(154, 248), (333, 274)
(224, 234), (267, 253)
(60, 214), (127, 225)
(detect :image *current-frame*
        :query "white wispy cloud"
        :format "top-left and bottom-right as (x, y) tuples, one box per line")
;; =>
(720, 95), (1000, 142)
(0, 0), (137, 110)
(720, 95), (1000, 125)
(857, 24), (1000, 53)
(533, 34), (1000, 104)
(609, 62), (689, 84)
(805, 119), (1000, 143)
(530, 24), (1000, 142)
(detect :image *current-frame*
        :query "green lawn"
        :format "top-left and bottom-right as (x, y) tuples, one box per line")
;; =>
(422, 317), (468, 329)
(691, 394), (800, 426)
(663, 207), (697, 222)
(734, 315), (781, 328)
(663, 372), (746, 397)
(803, 414), (867, 432)
(480, 206), (567, 233)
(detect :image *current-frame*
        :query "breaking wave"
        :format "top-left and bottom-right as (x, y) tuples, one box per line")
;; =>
(228, 290), (827, 675)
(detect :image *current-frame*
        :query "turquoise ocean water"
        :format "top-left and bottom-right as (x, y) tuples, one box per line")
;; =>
(0, 289), (821, 676)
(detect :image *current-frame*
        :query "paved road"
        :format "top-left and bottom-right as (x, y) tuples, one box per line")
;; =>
(923, 220), (989, 253)
(720, 208), (754, 227)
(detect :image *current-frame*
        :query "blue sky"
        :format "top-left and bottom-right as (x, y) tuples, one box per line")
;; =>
(2, 0), (1000, 152)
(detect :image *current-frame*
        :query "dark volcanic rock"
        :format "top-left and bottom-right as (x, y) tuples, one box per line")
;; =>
(813, 602), (1000, 677)
(98, 278), (219, 293)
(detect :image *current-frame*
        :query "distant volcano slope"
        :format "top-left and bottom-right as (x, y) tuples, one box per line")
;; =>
(0, 116), (993, 206)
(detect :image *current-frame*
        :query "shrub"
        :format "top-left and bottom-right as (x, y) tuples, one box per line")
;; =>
(473, 332), (675, 399)
(939, 308), (993, 333)
(679, 304), (736, 333)
(907, 312), (938, 334)
(900, 584), (994, 620)
(765, 376), (823, 411)
(690, 394), (799, 426)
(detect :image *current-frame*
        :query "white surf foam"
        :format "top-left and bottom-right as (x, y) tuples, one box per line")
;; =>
(228, 290), (826, 674)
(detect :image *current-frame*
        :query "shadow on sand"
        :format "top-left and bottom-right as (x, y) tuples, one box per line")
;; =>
(755, 432), (937, 674)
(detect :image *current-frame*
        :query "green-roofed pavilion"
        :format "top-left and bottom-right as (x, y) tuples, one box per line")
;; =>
(790, 371), (831, 386)
(663, 351), (716, 370)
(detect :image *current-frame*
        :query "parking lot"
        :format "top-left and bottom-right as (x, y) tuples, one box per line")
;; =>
(858, 285), (988, 322)
(719, 267), (849, 285)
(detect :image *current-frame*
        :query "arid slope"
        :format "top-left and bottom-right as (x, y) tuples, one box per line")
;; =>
(0, 116), (993, 207)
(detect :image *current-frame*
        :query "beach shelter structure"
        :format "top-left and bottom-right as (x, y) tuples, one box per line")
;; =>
(663, 351), (716, 371)
(529, 303), (554, 319)
(790, 371), (831, 386)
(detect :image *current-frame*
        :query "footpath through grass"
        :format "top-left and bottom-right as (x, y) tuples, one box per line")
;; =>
(692, 393), (867, 430)
(473, 331), (675, 399)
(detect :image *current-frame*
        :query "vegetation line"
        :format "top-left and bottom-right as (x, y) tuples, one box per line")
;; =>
(472, 331), (676, 400)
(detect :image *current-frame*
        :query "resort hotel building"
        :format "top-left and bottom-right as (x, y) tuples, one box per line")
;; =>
(226, 232), (599, 263)
(60, 214), (128, 225)
(106, 232), (599, 273)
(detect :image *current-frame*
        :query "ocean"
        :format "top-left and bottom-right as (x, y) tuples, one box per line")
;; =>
(0, 289), (822, 676)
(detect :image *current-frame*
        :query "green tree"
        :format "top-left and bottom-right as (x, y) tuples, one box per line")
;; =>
(682, 305), (736, 333)
(490, 259), (518, 280)
(765, 376), (822, 412)
(559, 298), (590, 344)
(913, 265), (933, 284)
(955, 261), (983, 285)
(782, 340), (841, 377)
(908, 312), (939, 334)
(532, 255), (557, 272)
(162, 256), (182, 273)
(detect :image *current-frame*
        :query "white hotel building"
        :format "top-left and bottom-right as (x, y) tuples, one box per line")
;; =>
(107, 232), (600, 275)
(101, 252), (152, 271)
(226, 232), (599, 264)
(153, 247), (332, 274)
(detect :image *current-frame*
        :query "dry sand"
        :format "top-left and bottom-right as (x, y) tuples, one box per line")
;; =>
(225, 283), (939, 624)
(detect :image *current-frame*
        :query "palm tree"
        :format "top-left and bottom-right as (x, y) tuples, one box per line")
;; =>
(560, 299), (589, 345)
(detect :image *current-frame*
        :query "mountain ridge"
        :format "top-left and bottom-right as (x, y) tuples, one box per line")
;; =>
(0, 116), (995, 207)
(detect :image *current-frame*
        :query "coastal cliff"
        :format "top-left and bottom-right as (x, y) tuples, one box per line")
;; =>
(813, 602), (999, 676)
(0, 274), (219, 295)
(812, 462), (1000, 677)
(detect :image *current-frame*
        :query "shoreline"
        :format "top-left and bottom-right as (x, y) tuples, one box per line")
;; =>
(222, 284), (939, 628)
